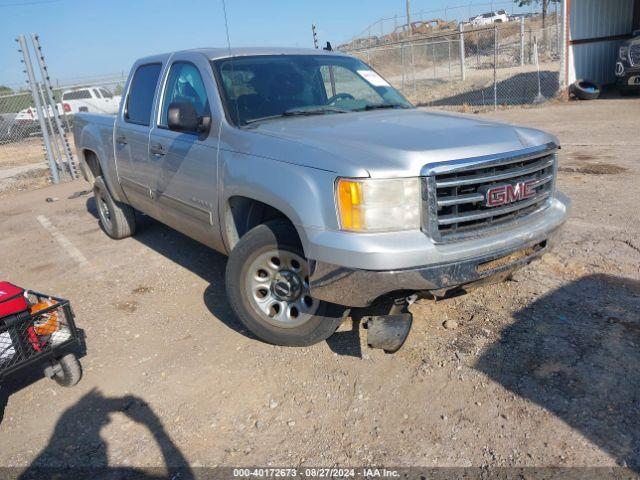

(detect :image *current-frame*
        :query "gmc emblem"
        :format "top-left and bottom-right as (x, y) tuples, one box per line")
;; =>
(481, 179), (537, 207)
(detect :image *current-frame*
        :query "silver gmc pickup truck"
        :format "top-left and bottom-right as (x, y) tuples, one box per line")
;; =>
(74, 47), (569, 347)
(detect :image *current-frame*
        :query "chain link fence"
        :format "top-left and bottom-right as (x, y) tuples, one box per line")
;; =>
(341, 15), (562, 111)
(0, 75), (125, 177)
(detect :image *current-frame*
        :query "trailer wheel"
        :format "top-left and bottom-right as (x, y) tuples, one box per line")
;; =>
(226, 220), (347, 346)
(93, 176), (136, 239)
(52, 353), (82, 387)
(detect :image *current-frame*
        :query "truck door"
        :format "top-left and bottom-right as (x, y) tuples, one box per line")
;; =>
(147, 54), (223, 251)
(114, 62), (163, 217)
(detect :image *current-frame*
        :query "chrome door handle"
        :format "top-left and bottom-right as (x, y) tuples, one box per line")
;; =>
(150, 143), (166, 157)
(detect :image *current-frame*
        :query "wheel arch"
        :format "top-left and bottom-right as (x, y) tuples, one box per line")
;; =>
(223, 195), (303, 253)
(82, 148), (102, 184)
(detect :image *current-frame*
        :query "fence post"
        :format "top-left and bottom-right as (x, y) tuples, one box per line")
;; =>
(520, 19), (525, 67)
(493, 26), (498, 111)
(410, 43), (416, 97)
(448, 38), (452, 83)
(31, 33), (77, 179)
(459, 23), (466, 81)
(17, 34), (59, 184)
(38, 82), (63, 172)
(432, 43), (436, 79)
(401, 44), (406, 91)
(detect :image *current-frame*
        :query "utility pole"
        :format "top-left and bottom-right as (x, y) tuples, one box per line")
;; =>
(405, 0), (411, 32)
(312, 24), (318, 49)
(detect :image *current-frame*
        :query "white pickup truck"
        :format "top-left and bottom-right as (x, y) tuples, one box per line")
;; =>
(61, 87), (121, 115)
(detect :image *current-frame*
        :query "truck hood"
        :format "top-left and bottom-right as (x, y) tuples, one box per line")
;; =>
(250, 108), (558, 177)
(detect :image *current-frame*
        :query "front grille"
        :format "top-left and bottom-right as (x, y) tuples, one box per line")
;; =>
(422, 149), (556, 242)
(630, 44), (640, 67)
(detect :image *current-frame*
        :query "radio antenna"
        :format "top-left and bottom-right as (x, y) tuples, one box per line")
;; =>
(221, 0), (232, 57)
(217, 0), (239, 173)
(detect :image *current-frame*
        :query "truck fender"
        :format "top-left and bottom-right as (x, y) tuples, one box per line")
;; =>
(77, 127), (127, 204)
(219, 151), (339, 255)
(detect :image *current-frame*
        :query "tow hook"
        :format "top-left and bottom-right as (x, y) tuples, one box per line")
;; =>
(363, 294), (417, 353)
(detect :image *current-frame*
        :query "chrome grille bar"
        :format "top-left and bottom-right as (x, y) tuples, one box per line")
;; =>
(437, 192), (485, 207)
(438, 192), (551, 225)
(435, 157), (554, 188)
(631, 44), (640, 67)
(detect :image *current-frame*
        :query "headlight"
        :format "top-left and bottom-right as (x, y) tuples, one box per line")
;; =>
(619, 46), (629, 61)
(336, 177), (420, 232)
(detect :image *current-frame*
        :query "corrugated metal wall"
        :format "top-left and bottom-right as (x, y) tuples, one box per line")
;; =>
(569, 0), (635, 85)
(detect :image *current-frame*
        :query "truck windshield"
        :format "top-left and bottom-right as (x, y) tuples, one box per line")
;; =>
(211, 55), (412, 126)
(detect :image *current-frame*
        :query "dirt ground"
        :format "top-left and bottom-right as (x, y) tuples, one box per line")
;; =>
(0, 97), (639, 478)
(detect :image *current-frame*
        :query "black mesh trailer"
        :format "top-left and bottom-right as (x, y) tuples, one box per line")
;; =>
(0, 288), (83, 388)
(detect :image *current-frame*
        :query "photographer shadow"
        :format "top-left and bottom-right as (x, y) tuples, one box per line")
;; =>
(476, 274), (640, 471)
(19, 388), (194, 479)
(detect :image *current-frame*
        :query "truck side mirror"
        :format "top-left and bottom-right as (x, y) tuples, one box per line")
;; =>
(168, 102), (211, 136)
(168, 102), (199, 132)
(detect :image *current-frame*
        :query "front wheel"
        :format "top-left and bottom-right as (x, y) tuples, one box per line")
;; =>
(225, 221), (346, 346)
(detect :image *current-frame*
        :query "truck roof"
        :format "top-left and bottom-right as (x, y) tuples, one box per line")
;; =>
(136, 47), (347, 65)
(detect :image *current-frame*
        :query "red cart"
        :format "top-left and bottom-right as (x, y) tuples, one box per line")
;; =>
(0, 282), (82, 387)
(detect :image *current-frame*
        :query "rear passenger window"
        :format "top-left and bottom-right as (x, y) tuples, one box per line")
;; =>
(62, 90), (92, 100)
(125, 63), (162, 126)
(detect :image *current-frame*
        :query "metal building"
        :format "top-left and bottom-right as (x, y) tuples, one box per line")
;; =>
(560, 0), (640, 89)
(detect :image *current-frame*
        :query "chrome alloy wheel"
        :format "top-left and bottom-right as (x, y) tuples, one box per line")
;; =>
(95, 190), (112, 230)
(245, 249), (320, 328)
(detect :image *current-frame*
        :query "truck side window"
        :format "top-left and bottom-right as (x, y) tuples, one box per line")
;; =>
(62, 90), (92, 100)
(159, 62), (210, 131)
(99, 88), (114, 99)
(125, 63), (162, 126)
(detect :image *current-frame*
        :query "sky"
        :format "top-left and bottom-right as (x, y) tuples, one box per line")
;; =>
(0, 0), (536, 88)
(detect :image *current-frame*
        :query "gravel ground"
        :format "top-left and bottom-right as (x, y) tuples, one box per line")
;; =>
(0, 97), (639, 478)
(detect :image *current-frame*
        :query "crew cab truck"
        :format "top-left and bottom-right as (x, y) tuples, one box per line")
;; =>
(74, 48), (569, 347)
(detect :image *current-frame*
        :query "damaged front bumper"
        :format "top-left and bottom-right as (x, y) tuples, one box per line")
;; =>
(308, 227), (563, 308)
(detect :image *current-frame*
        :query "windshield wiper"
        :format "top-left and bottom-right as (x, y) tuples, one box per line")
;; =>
(283, 106), (349, 116)
(244, 114), (287, 125)
(359, 103), (410, 111)
(243, 107), (348, 126)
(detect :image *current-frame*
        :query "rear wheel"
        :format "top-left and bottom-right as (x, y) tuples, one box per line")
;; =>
(93, 176), (136, 239)
(52, 353), (82, 387)
(225, 220), (346, 346)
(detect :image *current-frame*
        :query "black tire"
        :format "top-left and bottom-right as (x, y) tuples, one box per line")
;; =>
(52, 353), (82, 387)
(93, 176), (136, 239)
(570, 80), (600, 100)
(225, 220), (347, 346)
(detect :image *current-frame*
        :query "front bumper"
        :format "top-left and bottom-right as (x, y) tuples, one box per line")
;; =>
(616, 62), (640, 89)
(308, 193), (569, 307)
